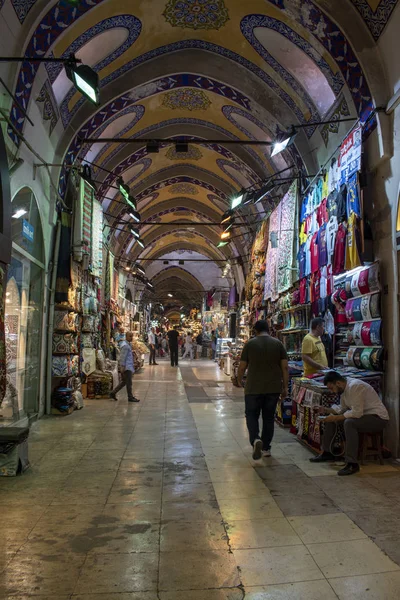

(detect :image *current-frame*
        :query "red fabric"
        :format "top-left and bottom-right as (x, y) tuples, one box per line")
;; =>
(310, 232), (319, 273)
(300, 278), (307, 304)
(327, 265), (333, 296)
(361, 322), (372, 345)
(358, 268), (370, 295)
(332, 224), (347, 275)
(312, 270), (321, 301)
(316, 199), (329, 226)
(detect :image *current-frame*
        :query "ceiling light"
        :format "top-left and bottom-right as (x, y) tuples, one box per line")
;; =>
(271, 127), (297, 157)
(130, 228), (140, 239)
(12, 208), (27, 219)
(130, 210), (141, 223)
(231, 190), (245, 210)
(218, 241), (229, 248)
(221, 209), (234, 225)
(119, 180), (130, 200)
(221, 230), (231, 240)
(146, 141), (159, 154)
(66, 59), (100, 105)
(135, 264), (146, 276)
(135, 238), (145, 249)
(168, 293), (173, 298)
(242, 191), (255, 205)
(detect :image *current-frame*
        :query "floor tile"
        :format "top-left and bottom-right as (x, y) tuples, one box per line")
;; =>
(288, 513), (367, 544)
(227, 518), (302, 550)
(212, 480), (268, 501)
(329, 571), (400, 599)
(219, 496), (284, 521)
(234, 546), (323, 586)
(159, 550), (240, 591)
(3, 552), (85, 596)
(345, 507), (400, 538)
(244, 580), (338, 599)
(160, 520), (228, 551)
(373, 535), (400, 566)
(160, 590), (243, 600)
(162, 499), (221, 522)
(162, 482), (217, 503)
(75, 553), (159, 593)
(273, 492), (341, 517)
(308, 538), (400, 578)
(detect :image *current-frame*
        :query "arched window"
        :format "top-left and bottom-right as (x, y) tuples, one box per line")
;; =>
(5, 188), (45, 420)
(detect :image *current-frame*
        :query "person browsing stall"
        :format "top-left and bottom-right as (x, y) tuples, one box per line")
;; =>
(301, 317), (328, 376)
(234, 320), (289, 460)
(110, 331), (139, 403)
(148, 327), (158, 366)
(310, 371), (389, 476)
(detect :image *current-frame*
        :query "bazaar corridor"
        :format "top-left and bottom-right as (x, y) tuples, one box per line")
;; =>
(1, 360), (400, 600)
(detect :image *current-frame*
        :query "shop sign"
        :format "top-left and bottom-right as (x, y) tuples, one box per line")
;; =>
(338, 124), (362, 184)
(22, 219), (34, 243)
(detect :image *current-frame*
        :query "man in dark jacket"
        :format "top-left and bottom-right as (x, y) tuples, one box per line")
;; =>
(167, 326), (180, 367)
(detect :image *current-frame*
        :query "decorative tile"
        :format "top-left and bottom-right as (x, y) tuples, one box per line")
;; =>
(241, 14), (342, 132)
(320, 95), (351, 146)
(8, 0), (108, 145)
(45, 15), (142, 84)
(11, 0), (36, 24)
(162, 88), (211, 111)
(169, 182), (198, 195)
(166, 145), (203, 160)
(163, 0), (229, 31)
(263, 2), (373, 123)
(350, 0), (399, 40)
(36, 80), (59, 134)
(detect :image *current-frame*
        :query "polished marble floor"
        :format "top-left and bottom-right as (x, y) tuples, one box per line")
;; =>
(1, 359), (400, 599)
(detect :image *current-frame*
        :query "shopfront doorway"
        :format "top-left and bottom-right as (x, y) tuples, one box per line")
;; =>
(4, 187), (45, 422)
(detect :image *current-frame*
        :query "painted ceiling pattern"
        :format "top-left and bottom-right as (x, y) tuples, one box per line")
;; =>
(350, 0), (399, 39)
(2, 0), (397, 300)
(163, 0), (230, 30)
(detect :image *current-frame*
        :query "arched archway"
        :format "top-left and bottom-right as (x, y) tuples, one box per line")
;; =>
(4, 187), (46, 421)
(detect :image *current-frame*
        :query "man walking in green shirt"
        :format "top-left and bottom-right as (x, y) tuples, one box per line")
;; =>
(235, 320), (289, 460)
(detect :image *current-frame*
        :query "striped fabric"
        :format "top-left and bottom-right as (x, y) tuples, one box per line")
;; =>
(82, 180), (93, 263)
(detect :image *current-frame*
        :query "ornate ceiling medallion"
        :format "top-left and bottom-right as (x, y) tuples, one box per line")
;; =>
(166, 145), (203, 160)
(169, 183), (199, 195)
(163, 0), (229, 31)
(162, 89), (211, 111)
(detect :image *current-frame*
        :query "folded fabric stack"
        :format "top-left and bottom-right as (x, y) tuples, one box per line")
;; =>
(52, 387), (74, 413)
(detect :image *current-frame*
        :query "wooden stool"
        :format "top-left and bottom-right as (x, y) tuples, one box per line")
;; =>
(359, 432), (384, 465)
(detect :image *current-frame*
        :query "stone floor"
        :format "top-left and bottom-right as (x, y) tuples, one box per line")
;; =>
(1, 359), (400, 599)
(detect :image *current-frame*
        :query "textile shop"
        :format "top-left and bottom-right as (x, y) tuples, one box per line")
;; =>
(225, 124), (386, 448)
(1, 172), (148, 425)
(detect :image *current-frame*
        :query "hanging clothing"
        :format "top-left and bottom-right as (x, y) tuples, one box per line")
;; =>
(332, 223), (347, 275)
(345, 213), (363, 270)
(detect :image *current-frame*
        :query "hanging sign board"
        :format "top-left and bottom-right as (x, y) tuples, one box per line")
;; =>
(22, 219), (34, 243)
(338, 124), (362, 185)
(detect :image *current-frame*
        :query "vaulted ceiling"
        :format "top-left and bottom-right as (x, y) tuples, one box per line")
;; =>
(2, 0), (396, 308)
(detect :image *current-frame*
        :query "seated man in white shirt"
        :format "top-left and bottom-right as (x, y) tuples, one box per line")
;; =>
(310, 370), (389, 476)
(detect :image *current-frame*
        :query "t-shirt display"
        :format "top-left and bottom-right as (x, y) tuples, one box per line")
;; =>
(345, 213), (362, 270)
(333, 224), (347, 275)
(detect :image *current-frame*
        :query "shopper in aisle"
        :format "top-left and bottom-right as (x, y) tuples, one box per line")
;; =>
(234, 320), (289, 460)
(301, 317), (328, 376)
(211, 330), (217, 360)
(168, 326), (180, 367)
(196, 331), (203, 359)
(110, 331), (139, 403)
(148, 327), (158, 365)
(182, 331), (194, 360)
(311, 371), (389, 475)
